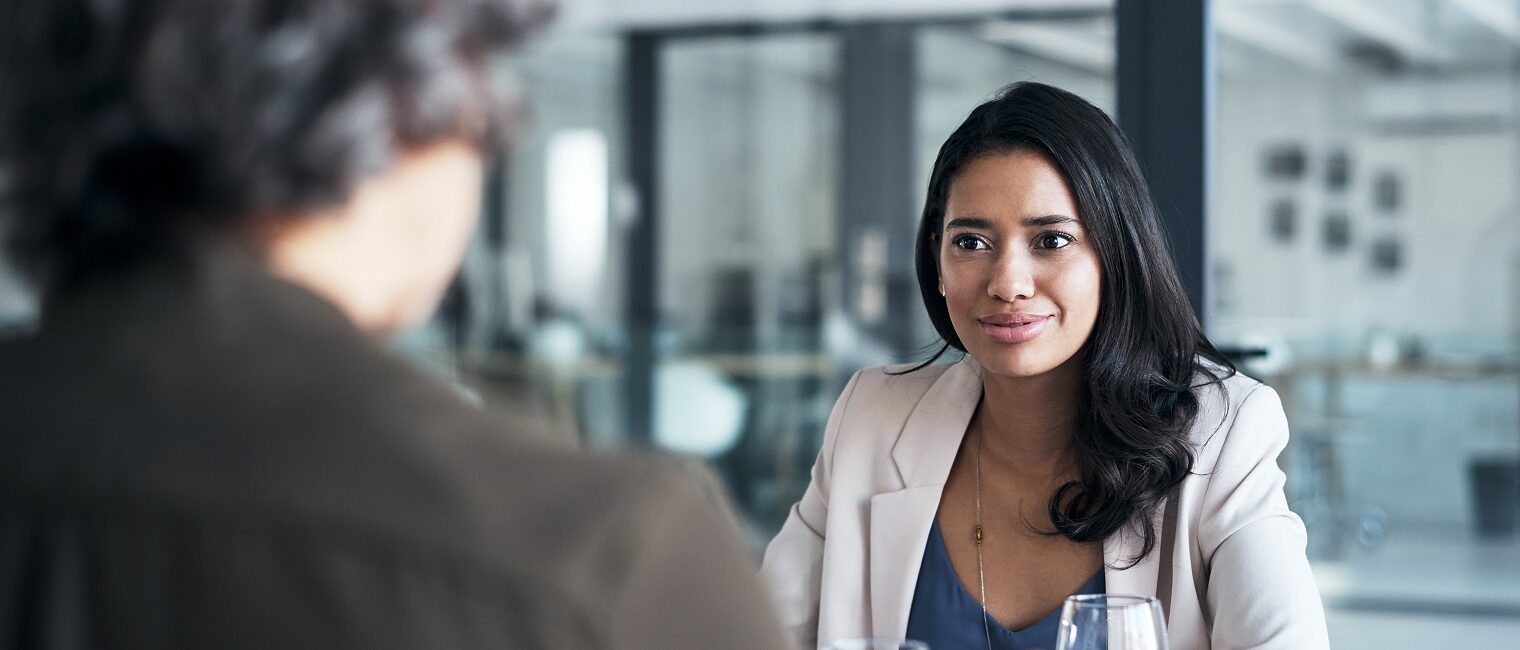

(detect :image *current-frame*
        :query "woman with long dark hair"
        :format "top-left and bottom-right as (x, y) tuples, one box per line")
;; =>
(761, 82), (1328, 649)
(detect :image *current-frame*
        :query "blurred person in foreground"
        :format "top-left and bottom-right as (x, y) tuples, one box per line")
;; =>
(0, 1), (787, 648)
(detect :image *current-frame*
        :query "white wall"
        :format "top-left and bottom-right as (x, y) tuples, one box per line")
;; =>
(1215, 68), (1520, 351)
(1214, 63), (1520, 529)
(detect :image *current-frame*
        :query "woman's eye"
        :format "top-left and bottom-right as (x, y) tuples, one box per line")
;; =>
(952, 235), (989, 251)
(1036, 232), (1074, 250)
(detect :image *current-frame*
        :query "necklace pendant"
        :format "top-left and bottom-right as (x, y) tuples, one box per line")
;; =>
(975, 524), (983, 544)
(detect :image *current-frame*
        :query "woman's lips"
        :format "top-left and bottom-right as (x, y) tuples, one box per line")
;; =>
(978, 315), (1050, 344)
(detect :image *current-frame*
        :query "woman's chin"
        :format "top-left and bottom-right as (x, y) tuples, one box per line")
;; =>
(966, 344), (1079, 381)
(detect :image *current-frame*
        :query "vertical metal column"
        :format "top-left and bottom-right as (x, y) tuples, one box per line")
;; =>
(1117, 0), (1214, 327)
(839, 23), (920, 357)
(623, 32), (661, 444)
(481, 156), (509, 347)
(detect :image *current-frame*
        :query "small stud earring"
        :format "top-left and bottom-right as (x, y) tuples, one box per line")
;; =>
(938, 284), (946, 296)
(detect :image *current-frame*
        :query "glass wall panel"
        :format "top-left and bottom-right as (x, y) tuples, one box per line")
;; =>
(1212, 0), (1520, 644)
(917, 15), (1116, 176)
(657, 34), (844, 535)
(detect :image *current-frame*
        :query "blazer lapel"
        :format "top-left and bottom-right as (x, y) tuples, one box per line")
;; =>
(867, 358), (984, 638)
(1102, 517), (1162, 601)
(889, 357), (983, 489)
(868, 486), (942, 638)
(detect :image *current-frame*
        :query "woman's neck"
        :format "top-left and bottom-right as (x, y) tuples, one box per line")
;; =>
(975, 357), (1085, 479)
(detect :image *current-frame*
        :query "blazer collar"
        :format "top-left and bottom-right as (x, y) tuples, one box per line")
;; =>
(890, 356), (983, 488)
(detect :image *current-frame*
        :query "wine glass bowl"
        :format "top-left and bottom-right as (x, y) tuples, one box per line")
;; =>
(1054, 594), (1169, 650)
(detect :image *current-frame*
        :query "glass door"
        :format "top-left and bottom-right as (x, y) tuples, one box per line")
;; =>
(655, 33), (845, 534)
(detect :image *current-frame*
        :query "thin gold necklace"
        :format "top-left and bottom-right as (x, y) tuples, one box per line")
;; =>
(974, 422), (993, 650)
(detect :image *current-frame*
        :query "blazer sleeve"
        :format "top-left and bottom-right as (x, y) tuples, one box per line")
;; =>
(1198, 384), (1330, 650)
(759, 369), (864, 649)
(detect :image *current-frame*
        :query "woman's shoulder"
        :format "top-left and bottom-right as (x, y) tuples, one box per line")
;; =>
(1189, 363), (1266, 420)
(1188, 364), (1289, 465)
(826, 358), (972, 443)
(840, 359), (968, 416)
(850, 360), (959, 395)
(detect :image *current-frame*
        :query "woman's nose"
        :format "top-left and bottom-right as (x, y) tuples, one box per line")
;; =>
(986, 251), (1035, 302)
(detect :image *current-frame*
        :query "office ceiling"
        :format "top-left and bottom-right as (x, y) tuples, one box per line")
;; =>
(558, 0), (1520, 76)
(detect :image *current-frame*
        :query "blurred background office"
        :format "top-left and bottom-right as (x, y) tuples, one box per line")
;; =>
(2, 0), (1517, 647)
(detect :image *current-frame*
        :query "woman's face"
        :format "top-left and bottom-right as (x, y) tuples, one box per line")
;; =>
(938, 149), (1102, 380)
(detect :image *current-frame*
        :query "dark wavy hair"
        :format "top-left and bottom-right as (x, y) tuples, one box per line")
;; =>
(0, 0), (550, 291)
(911, 82), (1235, 565)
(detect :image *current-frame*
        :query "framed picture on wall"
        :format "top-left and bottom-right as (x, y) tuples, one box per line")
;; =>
(1371, 237), (1402, 274)
(1374, 170), (1401, 213)
(1326, 149), (1351, 191)
(1263, 143), (1307, 180)
(1323, 211), (1352, 252)
(1270, 197), (1297, 243)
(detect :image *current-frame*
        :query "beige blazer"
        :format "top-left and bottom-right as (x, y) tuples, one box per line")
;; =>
(761, 357), (1329, 649)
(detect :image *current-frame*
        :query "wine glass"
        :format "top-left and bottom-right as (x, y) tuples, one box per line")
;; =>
(1054, 594), (1169, 650)
(821, 638), (930, 650)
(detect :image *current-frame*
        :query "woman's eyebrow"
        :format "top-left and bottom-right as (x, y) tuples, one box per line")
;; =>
(1024, 214), (1079, 227)
(944, 216), (993, 230)
(945, 215), (1079, 230)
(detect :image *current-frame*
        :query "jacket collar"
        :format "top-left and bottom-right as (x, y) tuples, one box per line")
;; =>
(38, 239), (360, 345)
(889, 355), (983, 488)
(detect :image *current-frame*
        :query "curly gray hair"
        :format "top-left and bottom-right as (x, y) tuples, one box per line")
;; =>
(0, 0), (551, 290)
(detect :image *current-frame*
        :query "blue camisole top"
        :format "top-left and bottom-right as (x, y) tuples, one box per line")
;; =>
(905, 519), (1105, 650)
